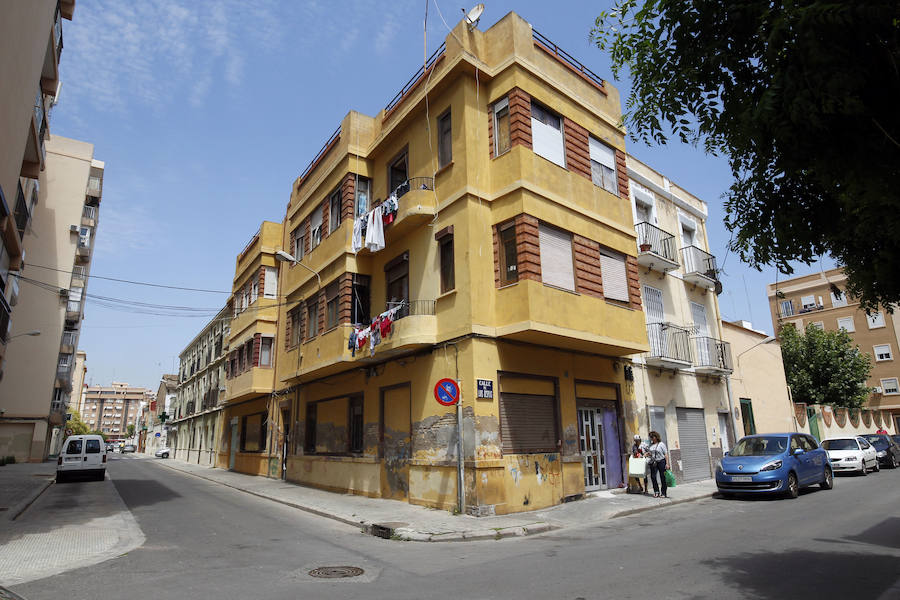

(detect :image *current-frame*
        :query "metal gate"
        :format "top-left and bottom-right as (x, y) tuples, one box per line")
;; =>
(676, 408), (711, 482)
(578, 407), (606, 491)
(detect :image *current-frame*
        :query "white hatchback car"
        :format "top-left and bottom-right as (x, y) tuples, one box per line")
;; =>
(57, 434), (107, 482)
(821, 436), (878, 475)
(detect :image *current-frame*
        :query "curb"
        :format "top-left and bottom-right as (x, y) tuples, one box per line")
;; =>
(609, 491), (715, 519)
(7, 478), (54, 521)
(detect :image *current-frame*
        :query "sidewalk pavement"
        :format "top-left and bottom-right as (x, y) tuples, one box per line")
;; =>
(152, 455), (718, 542)
(0, 461), (56, 521)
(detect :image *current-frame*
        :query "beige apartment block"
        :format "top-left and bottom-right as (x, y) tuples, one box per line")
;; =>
(140, 374), (177, 454)
(0, 0), (74, 380)
(72, 350), (87, 415)
(81, 383), (153, 439)
(0, 136), (103, 462)
(626, 155), (739, 482)
(170, 306), (231, 466)
(722, 320), (794, 435)
(767, 267), (900, 432)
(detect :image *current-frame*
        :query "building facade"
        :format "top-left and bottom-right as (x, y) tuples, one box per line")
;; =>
(80, 383), (152, 439)
(625, 155), (736, 481)
(767, 267), (900, 433)
(266, 13), (648, 516)
(0, 0), (74, 381)
(721, 320), (795, 436)
(219, 222), (282, 476)
(140, 374), (177, 454)
(0, 136), (103, 461)
(170, 307), (230, 466)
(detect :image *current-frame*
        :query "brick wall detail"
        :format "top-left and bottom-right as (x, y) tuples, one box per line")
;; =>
(492, 226), (501, 286)
(563, 118), (591, 181)
(341, 174), (356, 223)
(252, 334), (261, 367)
(284, 305), (293, 350)
(317, 289), (326, 335)
(514, 214), (541, 282)
(573, 235), (604, 298)
(614, 149), (629, 199)
(338, 272), (354, 324)
(626, 255), (642, 310)
(508, 88), (532, 151)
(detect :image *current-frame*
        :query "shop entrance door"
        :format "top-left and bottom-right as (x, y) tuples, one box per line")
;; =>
(578, 407), (606, 491)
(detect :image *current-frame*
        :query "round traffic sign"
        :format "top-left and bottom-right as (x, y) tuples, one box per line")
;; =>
(434, 378), (460, 406)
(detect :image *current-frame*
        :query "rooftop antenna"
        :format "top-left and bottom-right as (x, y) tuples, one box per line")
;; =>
(461, 3), (484, 31)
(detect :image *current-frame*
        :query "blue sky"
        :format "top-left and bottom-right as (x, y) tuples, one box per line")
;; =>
(51, 1), (833, 390)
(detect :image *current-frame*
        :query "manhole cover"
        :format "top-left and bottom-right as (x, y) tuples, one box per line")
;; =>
(308, 566), (365, 579)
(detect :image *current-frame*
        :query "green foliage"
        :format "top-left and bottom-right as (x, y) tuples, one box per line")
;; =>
(592, 1), (900, 312)
(778, 324), (871, 408)
(65, 411), (91, 436)
(126, 424), (135, 438)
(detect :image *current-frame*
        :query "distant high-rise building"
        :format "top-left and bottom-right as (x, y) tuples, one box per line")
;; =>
(81, 383), (154, 439)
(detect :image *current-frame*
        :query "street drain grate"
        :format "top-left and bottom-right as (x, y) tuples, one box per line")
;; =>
(309, 566), (365, 579)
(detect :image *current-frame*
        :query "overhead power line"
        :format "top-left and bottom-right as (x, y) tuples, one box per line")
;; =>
(24, 263), (232, 294)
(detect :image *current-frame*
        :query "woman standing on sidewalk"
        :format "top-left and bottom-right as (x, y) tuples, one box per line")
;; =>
(647, 431), (668, 498)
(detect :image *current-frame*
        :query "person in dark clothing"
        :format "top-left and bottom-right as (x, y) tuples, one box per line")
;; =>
(647, 430), (669, 498)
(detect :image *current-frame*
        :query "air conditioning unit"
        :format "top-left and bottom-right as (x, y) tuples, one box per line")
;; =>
(873, 386), (883, 394)
(69, 225), (79, 233)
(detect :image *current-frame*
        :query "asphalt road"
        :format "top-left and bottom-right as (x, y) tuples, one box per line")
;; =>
(11, 455), (900, 600)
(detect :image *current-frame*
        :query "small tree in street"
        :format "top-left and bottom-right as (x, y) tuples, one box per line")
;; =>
(127, 424), (135, 438)
(779, 324), (871, 408)
(65, 411), (91, 436)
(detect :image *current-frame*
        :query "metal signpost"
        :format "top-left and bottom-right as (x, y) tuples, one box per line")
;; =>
(434, 378), (464, 513)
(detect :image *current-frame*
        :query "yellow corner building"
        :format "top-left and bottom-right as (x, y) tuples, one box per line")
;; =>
(266, 12), (649, 516)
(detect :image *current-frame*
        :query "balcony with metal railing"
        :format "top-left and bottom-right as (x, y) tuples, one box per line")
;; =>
(680, 245), (718, 290)
(14, 182), (29, 240)
(381, 177), (436, 244)
(692, 337), (733, 373)
(82, 205), (97, 225)
(644, 322), (693, 369)
(635, 222), (680, 273)
(61, 330), (77, 352)
(86, 175), (102, 197)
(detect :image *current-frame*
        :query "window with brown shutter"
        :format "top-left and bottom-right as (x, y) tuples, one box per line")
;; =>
(493, 98), (511, 156)
(499, 393), (559, 454)
(436, 226), (455, 293)
(538, 223), (575, 291)
(306, 299), (319, 338)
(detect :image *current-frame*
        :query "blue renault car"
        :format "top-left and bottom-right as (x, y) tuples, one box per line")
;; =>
(716, 433), (833, 499)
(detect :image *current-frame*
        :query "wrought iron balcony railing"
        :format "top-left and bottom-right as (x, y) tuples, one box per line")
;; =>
(680, 245), (717, 277)
(646, 322), (692, 365)
(692, 337), (733, 372)
(635, 222), (678, 263)
(389, 177), (434, 201)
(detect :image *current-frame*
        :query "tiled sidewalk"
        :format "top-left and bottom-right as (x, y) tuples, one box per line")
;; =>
(0, 462), (56, 522)
(151, 455), (717, 542)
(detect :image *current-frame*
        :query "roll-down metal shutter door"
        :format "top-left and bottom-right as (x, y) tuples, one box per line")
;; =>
(500, 393), (558, 454)
(676, 407), (711, 482)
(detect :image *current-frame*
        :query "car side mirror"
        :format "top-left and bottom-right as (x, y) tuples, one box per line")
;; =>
(793, 448), (805, 456)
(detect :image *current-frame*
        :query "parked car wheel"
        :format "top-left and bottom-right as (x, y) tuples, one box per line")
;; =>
(860, 461), (869, 476)
(95, 471), (105, 481)
(892, 455), (899, 469)
(55, 472), (66, 484)
(162, 452), (169, 459)
(820, 466), (833, 490)
(874, 460), (880, 472)
(786, 472), (799, 499)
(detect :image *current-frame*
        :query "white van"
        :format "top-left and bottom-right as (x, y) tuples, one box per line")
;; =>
(57, 434), (107, 482)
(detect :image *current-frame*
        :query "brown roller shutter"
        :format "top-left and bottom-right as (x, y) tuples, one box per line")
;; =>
(499, 393), (558, 454)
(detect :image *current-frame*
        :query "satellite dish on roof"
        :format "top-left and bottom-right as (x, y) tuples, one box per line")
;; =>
(462, 3), (484, 30)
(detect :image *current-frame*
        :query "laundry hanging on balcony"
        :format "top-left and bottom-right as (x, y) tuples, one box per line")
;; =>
(352, 193), (400, 254)
(347, 303), (403, 357)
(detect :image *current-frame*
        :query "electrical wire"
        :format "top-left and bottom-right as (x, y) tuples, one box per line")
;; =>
(24, 263), (232, 294)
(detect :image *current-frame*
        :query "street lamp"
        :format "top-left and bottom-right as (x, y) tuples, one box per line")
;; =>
(274, 250), (321, 287)
(8, 330), (41, 341)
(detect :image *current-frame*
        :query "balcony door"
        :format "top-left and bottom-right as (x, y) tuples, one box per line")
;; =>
(681, 221), (697, 272)
(691, 301), (710, 365)
(643, 285), (666, 356)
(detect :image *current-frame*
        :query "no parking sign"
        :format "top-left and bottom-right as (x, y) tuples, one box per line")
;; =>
(434, 378), (460, 406)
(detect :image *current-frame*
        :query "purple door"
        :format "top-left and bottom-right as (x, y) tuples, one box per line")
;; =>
(602, 405), (623, 488)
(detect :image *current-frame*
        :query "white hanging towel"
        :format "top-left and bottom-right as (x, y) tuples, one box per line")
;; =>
(352, 216), (364, 253)
(365, 205), (385, 252)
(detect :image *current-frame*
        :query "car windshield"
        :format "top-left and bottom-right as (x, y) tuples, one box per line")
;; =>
(730, 436), (788, 456)
(861, 434), (889, 450)
(821, 439), (856, 450)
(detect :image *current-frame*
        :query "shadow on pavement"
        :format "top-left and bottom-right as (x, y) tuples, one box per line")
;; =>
(845, 517), (900, 550)
(703, 549), (899, 598)
(111, 479), (181, 509)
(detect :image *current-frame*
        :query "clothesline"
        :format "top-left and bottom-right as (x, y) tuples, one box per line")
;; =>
(347, 301), (405, 358)
(351, 193), (400, 254)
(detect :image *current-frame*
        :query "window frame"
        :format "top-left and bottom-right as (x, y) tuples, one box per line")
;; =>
(498, 221), (518, 286)
(348, 395), (364, 454)
(493, 98), (511, 157)
(868, 312), (886, 329)
(437, 109), (452, 168)
(530, 100), (565, 168)
(355, 176), (370, 218)
(240, 412), (266, 453)
(837, 316), (855, 332)
(310, 205), (324, 250)
(874, 344), (893, 362)
(388, 150), (409, 197)
(538, 223), (575, 292)
(328, 187), (342, 233)
(258, 336), (274, 367)
(304, 402), (317, 453)
(325, 281), (340, 330)
(830, 290), (848, 307)
(292, 225), (306, 260)
(437, 228), (455, 293)
(881, 377), (900, 395)
(589, 136), (618, 195)
(598, 247), (630, 303)
(780, 300), (794, 317)
(306, 299), (319, 339)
